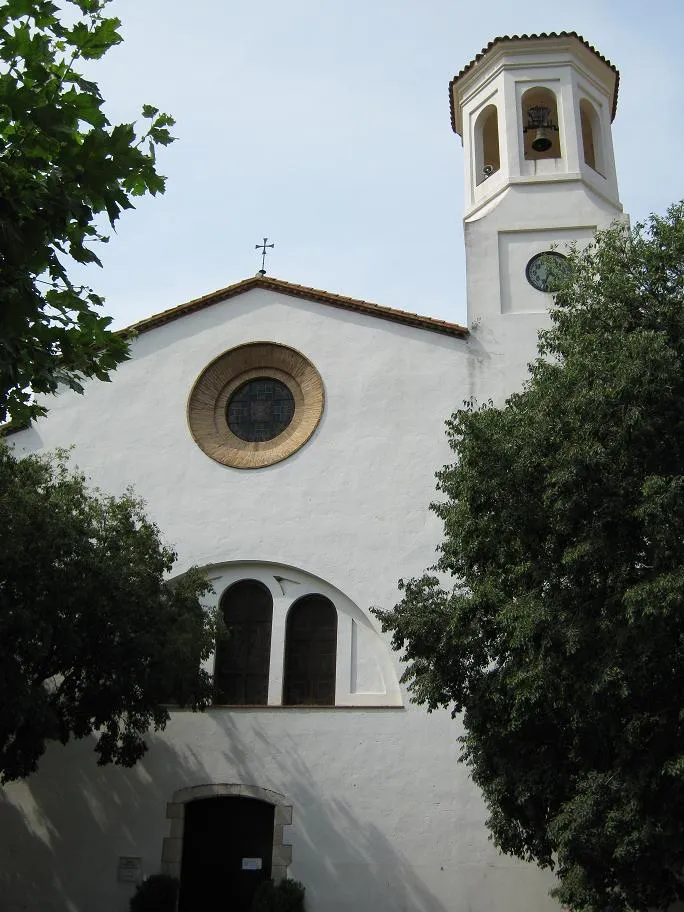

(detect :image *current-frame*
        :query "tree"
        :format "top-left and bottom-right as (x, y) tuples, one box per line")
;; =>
(0, 0), (175, 425)
(0, 445), (216, 783)
(374, 205), (684, 912)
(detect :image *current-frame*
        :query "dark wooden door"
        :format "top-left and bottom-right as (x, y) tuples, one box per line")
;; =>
(178, 797), (274, 912)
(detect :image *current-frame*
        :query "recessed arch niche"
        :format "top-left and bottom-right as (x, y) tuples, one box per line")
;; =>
(197, 560), (403, 708)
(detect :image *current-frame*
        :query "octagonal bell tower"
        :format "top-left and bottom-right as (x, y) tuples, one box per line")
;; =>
(451, 33), (624, 397)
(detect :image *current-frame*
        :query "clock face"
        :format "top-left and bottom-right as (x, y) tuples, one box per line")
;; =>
(525, 251), (569, 292)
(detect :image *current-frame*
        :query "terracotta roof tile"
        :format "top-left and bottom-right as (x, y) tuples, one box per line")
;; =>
(126, 274), (469, 339)
(1, 418), (29, 437)
(449, 32), (620, 133)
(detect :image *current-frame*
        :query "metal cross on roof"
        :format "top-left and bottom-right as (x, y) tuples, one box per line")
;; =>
(255, 237), (274, 275)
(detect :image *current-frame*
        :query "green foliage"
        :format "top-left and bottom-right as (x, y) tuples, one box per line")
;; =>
(250, 878), (306, 912)
(0, 0), (176, 424)
(0, 445), (216, 783)
(373, 204), (684, 912)
(129, 874), (179, 912)
(272, 879), (306, 912)
(251, 880), (277, 912)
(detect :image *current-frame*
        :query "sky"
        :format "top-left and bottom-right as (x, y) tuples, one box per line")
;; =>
(71, 0), (684, 329)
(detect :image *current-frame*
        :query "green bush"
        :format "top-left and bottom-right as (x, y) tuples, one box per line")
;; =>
(251, 879), (276, 912)
(250, 878), (305, 912)
(274, 879), (305, 911)
(129, 874), (179, 912)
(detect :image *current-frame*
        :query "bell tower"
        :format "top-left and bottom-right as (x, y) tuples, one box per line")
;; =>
(451, 33), (623, 394)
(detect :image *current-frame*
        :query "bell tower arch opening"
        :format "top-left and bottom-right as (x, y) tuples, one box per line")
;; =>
(451, 33), (621, 217)
(521, 86), (561, 161)
(474, 103), (500, 185)
(580, 97), (604, 175)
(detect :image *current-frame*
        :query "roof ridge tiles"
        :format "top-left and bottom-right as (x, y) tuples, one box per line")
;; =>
(124, 274), (469, 339)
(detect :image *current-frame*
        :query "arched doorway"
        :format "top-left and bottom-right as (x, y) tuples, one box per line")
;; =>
(178, 796), (274, 912)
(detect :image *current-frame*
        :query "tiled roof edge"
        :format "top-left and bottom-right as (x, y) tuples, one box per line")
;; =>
(0, 418), (30, 437)
(0, 278), (467, 435)
(449, 32), (620, 132)
(125, 275), (469, 340)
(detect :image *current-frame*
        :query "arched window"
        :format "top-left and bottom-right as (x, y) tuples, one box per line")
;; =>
(214, 580), (273, 705)
(521, 87), (561, 160)
(580, 98), (604, 175)
(283, 595), (337, 706)
(474, 104), (500, 185)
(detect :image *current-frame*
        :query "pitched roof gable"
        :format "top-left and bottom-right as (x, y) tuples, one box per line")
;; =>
(0, 276), (467, 437)
(126, 275), (468, 340)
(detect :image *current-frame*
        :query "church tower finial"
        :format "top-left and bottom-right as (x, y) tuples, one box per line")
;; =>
(255, 237), (274, 276)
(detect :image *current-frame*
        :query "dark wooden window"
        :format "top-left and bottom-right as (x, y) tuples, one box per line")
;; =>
(214, 580), (273, 705)
(226, 377), (295, 442)
(283, 595), (337, 706)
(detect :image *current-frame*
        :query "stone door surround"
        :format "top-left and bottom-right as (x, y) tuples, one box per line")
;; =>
(162, 783), (293, 882)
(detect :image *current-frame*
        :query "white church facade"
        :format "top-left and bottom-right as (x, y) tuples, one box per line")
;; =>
(1, 33), (623, 912)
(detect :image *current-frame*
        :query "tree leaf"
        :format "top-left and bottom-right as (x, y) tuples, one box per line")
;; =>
(376, 204), (684, 912)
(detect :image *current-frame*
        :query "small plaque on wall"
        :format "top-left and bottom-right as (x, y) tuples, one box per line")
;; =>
(241, 858), (262, 871)
(117, 856), (142, 883)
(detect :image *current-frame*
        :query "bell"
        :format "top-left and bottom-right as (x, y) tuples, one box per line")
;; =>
(531, 128), (552, 153)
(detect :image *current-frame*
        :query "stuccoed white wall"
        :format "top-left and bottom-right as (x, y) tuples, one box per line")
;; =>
(0, 708), (557, 912)
(203, 561), (402, 706)
(465, 180), (624, 403)
(11, 287), (467, 594)
(1, 286), (560, 912)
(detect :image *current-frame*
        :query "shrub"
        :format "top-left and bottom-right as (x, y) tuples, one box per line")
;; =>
(250, 878), (305, 912)
(129, 874), (179, 912)
(251, 879), (276, 912)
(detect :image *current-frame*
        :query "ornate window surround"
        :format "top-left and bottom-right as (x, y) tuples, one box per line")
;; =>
(187, 342), (325, 469)
(199, 561), (403, 708)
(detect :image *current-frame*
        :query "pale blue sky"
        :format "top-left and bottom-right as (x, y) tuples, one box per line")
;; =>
(73, 0), (684, 328)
